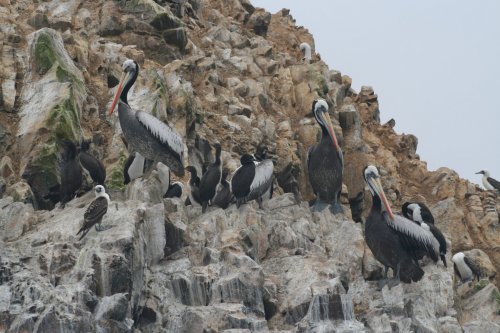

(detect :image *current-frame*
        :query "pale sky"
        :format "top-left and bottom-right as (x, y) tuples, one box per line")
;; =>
(251, 0), (500, 186)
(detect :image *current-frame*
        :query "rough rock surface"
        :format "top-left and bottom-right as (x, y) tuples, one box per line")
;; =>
(0, 0), (499, 332)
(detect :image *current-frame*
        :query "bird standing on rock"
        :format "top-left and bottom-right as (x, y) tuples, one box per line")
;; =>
(78, 139), (106, 185)
(199, 143), (222, 213)
(364, 165), (441, 289)
(307, 99), (343, 214)
(76, 185), (110, 240)
(185, 165), (201, 207)
(108, 59), (184, 177)
(476, 170), (500, 192)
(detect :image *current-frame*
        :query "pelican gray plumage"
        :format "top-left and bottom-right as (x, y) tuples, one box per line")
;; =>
(364, 165), (441, 289)
(76, 185), (110, 240)
(307, 99), (343, 214)
(108, 59), (184, 176)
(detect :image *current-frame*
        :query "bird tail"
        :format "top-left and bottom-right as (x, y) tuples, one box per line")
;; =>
(399, 261), (424, 283)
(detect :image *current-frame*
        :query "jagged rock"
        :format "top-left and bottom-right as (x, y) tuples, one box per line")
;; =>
(1, 44), (17, 112)
(0, 156), (13, 178)
(462, 249), (497, 279)
(246, 9), (271, 36)
(0, 199), (36, 241)
(100, 1), (124, 36)
(95, 293), (128, 321)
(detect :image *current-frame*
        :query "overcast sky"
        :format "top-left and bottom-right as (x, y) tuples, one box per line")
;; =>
(251, 0), (500, 186)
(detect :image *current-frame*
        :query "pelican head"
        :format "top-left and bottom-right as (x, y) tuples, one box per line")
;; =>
(312, 99), (339, 150)
(108, 59), (138, 116)
(364, 165), (394, 220)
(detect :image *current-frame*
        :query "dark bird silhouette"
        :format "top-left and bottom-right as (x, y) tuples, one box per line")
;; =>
(364, 166), (441, 289)
(213, 168), (233, 209)
(231, 154), (273, 209)
(307, 99), (343, 214)
(185, 165), (201, 206)
(78, 139), (106, 185)
(164, 182), (183, 198)
(76, 185), (110, 240)
(199, 143), (222, 213)
(59, 139), (83, 208)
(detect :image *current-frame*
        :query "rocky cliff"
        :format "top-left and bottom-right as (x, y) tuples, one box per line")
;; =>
(0, 0), (499, 332)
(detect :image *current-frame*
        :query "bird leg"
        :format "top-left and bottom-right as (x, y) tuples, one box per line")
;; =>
(95, 223), (103, 232)
(377, 266), (390, 290)
(256, 196), (264, 210)
(387, 263), (401, 289)
(311, 198), (328, 212)
(329, 202), (344, 215)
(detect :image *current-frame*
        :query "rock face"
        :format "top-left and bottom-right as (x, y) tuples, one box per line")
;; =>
(0, 0), (499, 332)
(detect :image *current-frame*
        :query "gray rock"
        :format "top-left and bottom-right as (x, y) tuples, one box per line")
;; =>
(95, 293), (129, 321)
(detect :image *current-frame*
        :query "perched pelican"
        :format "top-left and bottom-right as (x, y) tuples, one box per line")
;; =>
(308, 99), (343, 214)
(76, 185), (110, 240)
(402, 202), (447, 267)
(185, 165), (201, 206)
(78, 139), (106, 185)
(452, 252), (483, 283)
(213, 168), (233, 209)
(199, 143), (222, 213)
(108, 59), (184, 176)
(164, 182), (183, 198)
(59, 140), (83, 208)
(231, 154), (273, 209)
(364, 165), (440, 288)
(476, 170), (500, 191)
(299, 42), (312, 63)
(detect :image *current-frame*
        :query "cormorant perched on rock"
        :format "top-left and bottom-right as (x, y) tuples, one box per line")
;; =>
(308, 99), (343, 214)
(78, 139), (106, 185)
(164, 182), (183, 199)
(364, 165), (441, 289)
(76, 185), (110, 240)
(253, 143), (273, 200)
(185, 165), (201, 206)
(231, 154), (273, 209)
(108, 59), (184, 176)
(476, 170), (500, 191)
(402, 202), (447, 267)
(213, 168), (233, 209)
(452, 252), (484, 282)
(199, 143), (222, 213)
(59, 139), (83, 208)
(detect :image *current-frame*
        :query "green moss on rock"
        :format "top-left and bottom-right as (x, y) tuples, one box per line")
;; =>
(106, 151), (128, 191)
(47, 90), (81, 141)
(34, 31), (57, 75)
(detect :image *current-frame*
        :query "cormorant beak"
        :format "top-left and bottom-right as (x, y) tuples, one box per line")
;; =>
(108, 71), (130, 116)
(320, 111), (339, 151)
(368, 176), (395, 220)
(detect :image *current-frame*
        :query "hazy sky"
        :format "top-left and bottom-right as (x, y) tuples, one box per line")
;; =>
(251, 0), (500, 186)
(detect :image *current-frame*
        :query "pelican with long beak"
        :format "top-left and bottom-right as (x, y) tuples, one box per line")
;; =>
(108, 59), (184, 176)
(307, 99), (343, 214)
(364, 165), (441, 289)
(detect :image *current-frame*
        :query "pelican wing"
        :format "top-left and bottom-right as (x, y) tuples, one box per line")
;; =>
(463, 255), (483, 279)
(248, 160), (274, 199)
(135, 111), (184, 158)
(384, 213), (440, 262)
(486, 177), (500, 190)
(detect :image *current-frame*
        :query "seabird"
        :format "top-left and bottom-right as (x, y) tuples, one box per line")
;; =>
(164, 182), (183, 198)
(155, 162), (171, 196)
(452, 252), (483, 283)
(76, 185), (110, 240)
(78, 139), (106, 185)
(299, 42), (312, 63)
(402, 202), (447, 267)
(185, 165), (201, 206)
(476, 170), (500, 191)
(213, 168), (233, 209)
(123, 152), (146, 184)
(307, 99), (343, 214)
(108, 59), (184, 176)
(253, 143), (273, 200)
(364, 165), (441, 288)
(199, 143), (222, 213)
(59, 139), (83, 208)
(231, 154), (274, 209)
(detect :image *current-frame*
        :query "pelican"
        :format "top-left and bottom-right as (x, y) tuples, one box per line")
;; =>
(476, 170), (500, 191)
(59, 139), (82, 208)
(308, 99), (343, 214)
(108, 59), (184, 176)
(364, 165), (440, 288)
(78, 139), (106, 185)
(76, 185), (110, 240)
(231, 154), (273, 209)
(402, 202), (447, 267)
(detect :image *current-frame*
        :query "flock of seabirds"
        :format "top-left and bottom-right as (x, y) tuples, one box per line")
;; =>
(54, 56), (499, 289)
